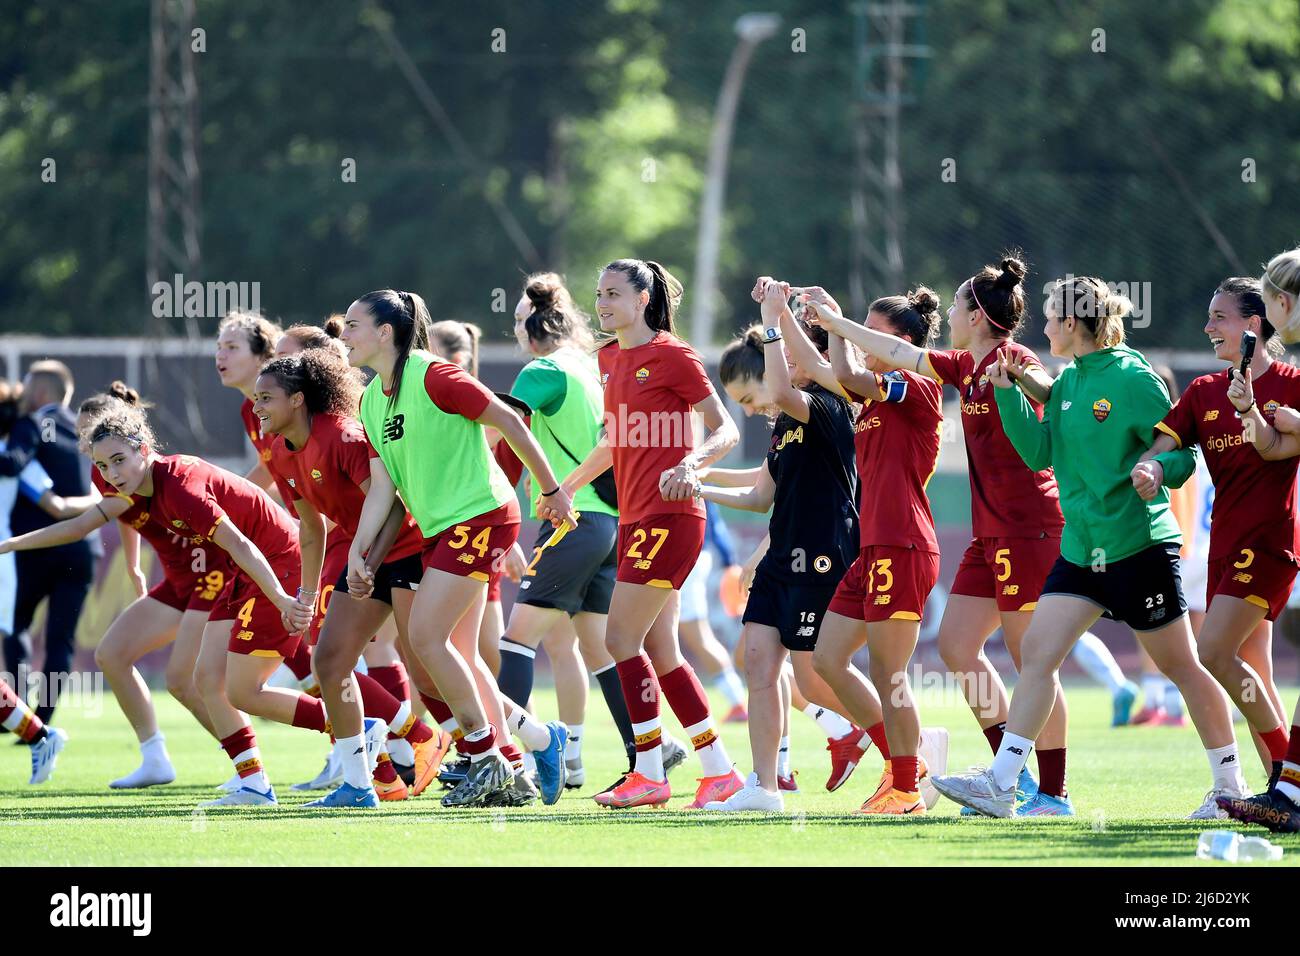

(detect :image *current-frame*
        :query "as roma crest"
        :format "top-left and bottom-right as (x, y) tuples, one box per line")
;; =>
(1092, 398), (1112, 422)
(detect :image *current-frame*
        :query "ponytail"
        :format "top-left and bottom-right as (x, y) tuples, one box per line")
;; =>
(356, 289), (431, 411)
(602, 258), (684, 335)
(430, 320), (482, 377)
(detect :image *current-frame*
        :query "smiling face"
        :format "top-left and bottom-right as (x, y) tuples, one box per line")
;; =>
(251, 373), (301, 437)
(91, 435), (150, 496)
(723, 374), (779, 419)
(595, 269), (646, 335)
(1205, 291), (1255, 365)
(339, 301), (386, 369)
(215, 328), (263, 390)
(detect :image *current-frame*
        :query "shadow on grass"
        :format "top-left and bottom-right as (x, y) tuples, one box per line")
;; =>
(3, 794), (1288, 863)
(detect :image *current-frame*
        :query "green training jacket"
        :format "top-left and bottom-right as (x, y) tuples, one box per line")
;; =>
(993, 344), (1197, 566)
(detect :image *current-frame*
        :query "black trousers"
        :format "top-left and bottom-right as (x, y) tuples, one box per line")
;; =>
(4, 547), (95, 724)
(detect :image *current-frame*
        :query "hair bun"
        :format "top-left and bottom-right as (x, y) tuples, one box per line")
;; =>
(908, 286), (940, 316)
(322, 315), (344, 338)
(106, 380), (140, 406)
(997, 255), (1027, 289)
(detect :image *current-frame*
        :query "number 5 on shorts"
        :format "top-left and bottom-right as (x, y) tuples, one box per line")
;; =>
(994, 548), (1012, 582)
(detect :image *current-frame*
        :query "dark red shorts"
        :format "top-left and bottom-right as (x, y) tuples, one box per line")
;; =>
(827, 545), (939, 623)
(1207, 547), (1299, 622)
(149, 564), (230, 614)
(310, 531), (353, 644)
(950, 536), (1060, 612)
(421, 499), (521, 584)
(210, 551), (302, 658)
(615, 513), (707, 590)
(487, 570), (503, 603)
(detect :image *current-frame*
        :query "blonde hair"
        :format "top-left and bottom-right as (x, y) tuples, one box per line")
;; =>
(1048, 276), (1129, 348)
(429, 320), (482, 377)
(1262, 246), (1300, 331)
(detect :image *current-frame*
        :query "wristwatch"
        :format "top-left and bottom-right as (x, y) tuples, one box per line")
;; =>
(761, 326), (783, 345)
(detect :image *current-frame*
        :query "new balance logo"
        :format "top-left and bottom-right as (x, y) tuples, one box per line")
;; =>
(1007, 746), (1025, 755)
(1220, 754), (1236, 765)
(383, 414), (405, 443)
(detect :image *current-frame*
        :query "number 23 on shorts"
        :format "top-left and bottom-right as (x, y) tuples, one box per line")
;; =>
(625, 526), (669, 570)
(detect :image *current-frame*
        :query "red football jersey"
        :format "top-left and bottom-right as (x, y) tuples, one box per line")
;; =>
(269, 413), (423, 562)
(598, 333), (715, 525)
(926, 344), (1064, 539)
(1157, 362), (1300, 563)
(850, 370), (943, 552)
(137, 454), (299, 563)
(94, 467), (231, 580)
(240, 399), (275, 467)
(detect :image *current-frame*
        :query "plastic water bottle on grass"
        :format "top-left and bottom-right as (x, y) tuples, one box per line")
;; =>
(1196, 830), (1283, 862)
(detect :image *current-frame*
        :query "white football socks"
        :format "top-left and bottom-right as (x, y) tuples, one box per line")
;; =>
(802, 703), (853, 739)
(991, 733), (1034, 791)
(1206, 742), (1248, 793)
(336, 733), (370, 789)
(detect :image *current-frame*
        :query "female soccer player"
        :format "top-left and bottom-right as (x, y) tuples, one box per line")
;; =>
(1137, 279), (1296, 792)
(273, 319), (419, 789)
(82, 384), (227, 787)
(1264, 246), (1300, 345)
(799, 284), (946, 816)
(932, 276), (1249, 819)
(541, 258), (742, 810)
(804, 256), (1073, 814)
(493, 272), (653, 792)
(254, 348), (452, 807)
(697, 290), (861, 811)
(343, 288), (576, 807)
(66, 404), (399, 807)
(1, 383), (224, 789)
(216, 311), (329, 787)
(1212, 257), (1300, 831)
(215, 310), (282, 493)
(419, 317), (572, 799)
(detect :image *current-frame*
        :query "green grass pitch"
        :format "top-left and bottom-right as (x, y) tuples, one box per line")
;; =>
(1, 685), (1295, 866)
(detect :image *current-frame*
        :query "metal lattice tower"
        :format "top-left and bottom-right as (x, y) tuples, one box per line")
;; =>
(850, 2), (929, 317)
(147, 0), (201, 333)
